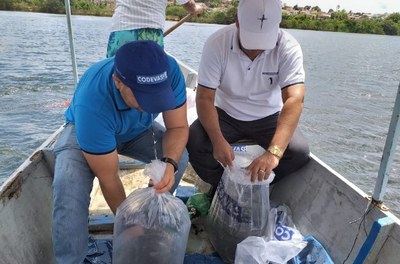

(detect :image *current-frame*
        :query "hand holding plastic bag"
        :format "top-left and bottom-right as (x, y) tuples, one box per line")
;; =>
(113, 160), (191, 264)
(207, 154), (274, 264)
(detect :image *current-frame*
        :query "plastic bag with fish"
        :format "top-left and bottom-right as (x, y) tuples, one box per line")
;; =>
(113, 160), (191, 264)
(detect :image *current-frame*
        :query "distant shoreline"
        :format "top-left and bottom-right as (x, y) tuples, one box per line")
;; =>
(1, 2), (399, 36)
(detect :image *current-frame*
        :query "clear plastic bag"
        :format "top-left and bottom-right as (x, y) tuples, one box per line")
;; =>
(113, 160), (191, 264)
(206, 154), (274, 264)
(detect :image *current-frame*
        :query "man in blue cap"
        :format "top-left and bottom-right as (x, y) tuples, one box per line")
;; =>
(52, 40), (189, 263)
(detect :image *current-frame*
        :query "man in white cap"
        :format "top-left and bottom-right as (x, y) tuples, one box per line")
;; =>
(187, 0), (310, 196)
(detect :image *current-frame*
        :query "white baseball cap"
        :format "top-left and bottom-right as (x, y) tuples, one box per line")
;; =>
(238, 0), (282, 50)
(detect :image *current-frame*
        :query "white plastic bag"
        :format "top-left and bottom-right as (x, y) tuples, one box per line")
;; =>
(207, 153), (274, 264)
(234, 236), (269, 264)
(112, 160), (191, 264)
(235, 205), (307, 264)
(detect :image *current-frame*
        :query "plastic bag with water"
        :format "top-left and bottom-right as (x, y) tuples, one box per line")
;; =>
(206, 151), (274, 264)
(112, 160), (191, 264)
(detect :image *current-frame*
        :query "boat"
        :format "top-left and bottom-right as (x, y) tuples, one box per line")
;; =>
(1, 51), (400, 263)
(1, 5), (400, 264)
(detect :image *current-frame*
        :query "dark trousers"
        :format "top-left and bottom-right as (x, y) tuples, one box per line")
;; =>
(187, 108), (310, 189)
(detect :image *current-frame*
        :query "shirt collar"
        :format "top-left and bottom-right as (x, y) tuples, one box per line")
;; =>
(231, 27), (241, 54)
(232, 26), (281, 59)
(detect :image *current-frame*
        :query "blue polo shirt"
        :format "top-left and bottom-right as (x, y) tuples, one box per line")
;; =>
(65, 56), (186, 154)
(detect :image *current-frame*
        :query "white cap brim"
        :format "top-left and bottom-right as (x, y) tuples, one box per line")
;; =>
(240, 25), (279, 50)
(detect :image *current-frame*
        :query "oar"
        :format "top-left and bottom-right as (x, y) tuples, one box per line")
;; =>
(164, 13), (194, 37)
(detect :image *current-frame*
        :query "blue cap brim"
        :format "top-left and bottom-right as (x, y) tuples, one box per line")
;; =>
(133, 83), (177, 113)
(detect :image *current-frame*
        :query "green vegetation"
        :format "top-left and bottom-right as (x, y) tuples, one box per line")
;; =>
(281, 11), (400, 36)
(0, 0), (113, 16)
(167, 4), (238, 25)
(1, 0), (399, 36)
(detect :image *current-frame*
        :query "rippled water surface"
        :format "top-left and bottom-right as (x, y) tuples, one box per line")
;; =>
(1, 11), (400, 216)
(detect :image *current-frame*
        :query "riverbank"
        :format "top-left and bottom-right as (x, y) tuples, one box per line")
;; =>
(2, 0), (400, 36)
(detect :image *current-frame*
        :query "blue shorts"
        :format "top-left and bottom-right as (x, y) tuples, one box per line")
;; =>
(106, 28), (164, 57)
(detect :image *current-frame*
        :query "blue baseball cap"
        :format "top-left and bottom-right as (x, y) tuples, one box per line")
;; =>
(114, 41), (176, 113)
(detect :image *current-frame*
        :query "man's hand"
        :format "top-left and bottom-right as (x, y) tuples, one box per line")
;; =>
(192, 3), (204, 15)
(183, 0), (204, 15)
(246, 152), (279, 182)
(153, 163), (176, 193)
(212, 138), (234, 168)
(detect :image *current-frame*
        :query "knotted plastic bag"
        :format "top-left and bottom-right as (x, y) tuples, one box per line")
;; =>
(112, 160), (191, 264)
(206, 153), (274, 264)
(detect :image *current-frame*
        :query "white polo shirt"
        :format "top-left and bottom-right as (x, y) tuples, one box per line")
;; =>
(198, 24), (305, 121)
(111, 0), (189, 32)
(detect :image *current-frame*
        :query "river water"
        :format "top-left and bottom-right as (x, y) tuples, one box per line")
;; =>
(1, 11), (400, 216)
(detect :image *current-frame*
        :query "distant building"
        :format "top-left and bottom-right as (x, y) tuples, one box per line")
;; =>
(282, 4), (389, 20)
(318, 12), (331, 19)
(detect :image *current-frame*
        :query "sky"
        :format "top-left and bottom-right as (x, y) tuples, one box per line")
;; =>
(282, 1), (400, 14)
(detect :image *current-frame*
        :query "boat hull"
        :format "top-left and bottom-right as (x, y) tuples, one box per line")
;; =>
(1, 60), (399, 264)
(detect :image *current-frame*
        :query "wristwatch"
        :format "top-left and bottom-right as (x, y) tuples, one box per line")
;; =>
(267, 145), (283, 159)
(161, 157), (178, 173)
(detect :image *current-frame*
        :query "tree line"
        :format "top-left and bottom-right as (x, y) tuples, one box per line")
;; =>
(1, 0), (399, 36)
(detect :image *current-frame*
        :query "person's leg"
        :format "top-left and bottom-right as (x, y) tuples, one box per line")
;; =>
(106, 28), (164, 58)
(187, 119), (221, 188)
(187, 108), (243, 192)
(52, 124), (94, 264)
(136, 28), (164, 47)
(117, 122), (188, 193)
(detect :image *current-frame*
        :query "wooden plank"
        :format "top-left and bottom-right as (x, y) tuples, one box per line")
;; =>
(89, 214), (115, 232)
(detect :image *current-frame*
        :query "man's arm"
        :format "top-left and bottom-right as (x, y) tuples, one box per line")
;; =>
(83, 150), (125, 215)
(155, 102), (189, 193)
(247, 83), (305, 181)
(196, 85), (234, 168)
(270, 83), (305, 153)
(182, 0), (203, 15)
